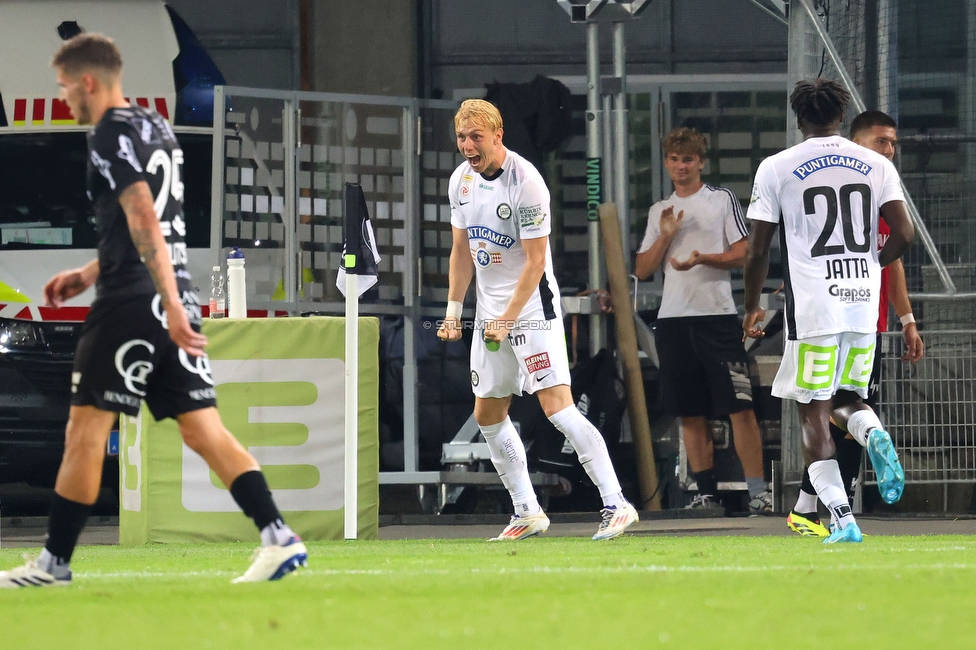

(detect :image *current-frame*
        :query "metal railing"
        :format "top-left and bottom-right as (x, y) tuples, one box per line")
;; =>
(209, 86), (460, 481)
(872, 330), (976, 510)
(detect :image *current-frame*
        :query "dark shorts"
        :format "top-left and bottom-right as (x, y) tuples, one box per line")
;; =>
(655, 315), (755, 419)
(71, 293), (217, 420)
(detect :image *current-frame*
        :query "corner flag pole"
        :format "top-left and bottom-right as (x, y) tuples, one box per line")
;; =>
(343, 183), (361, 540)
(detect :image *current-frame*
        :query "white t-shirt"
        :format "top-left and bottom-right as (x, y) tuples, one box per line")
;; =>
(638, 183), (748, 318)
(747, 135), (906, 339)
(449, 148), (561, 322)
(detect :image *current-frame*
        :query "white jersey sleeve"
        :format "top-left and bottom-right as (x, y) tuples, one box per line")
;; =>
(747, 157), (782, 225)
(721, 187), (749, 245)
(449, 166), (465, 229)
(514, 172), (551, 240)
(878, 158), (906, 206)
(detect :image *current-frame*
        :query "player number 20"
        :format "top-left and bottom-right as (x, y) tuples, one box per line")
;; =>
(805, 183), (872, 257)
(146, 148), (185, 219)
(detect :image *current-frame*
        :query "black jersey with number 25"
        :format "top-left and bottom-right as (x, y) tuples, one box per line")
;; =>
(86, 105), (194, 307)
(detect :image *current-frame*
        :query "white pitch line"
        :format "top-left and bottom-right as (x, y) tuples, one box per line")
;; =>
(76, 562), (976, 580)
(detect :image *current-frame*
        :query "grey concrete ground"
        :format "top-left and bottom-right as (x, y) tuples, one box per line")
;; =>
(3, 513), (976, 548)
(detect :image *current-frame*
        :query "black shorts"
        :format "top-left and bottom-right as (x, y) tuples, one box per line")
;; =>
(71, 294), (217, 420)
(655, 315), (754, 419)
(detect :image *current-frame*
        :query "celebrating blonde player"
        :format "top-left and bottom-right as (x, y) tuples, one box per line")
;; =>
(438, 99), (638, 541)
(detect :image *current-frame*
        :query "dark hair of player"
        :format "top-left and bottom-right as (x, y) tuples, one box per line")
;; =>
(849, 110), (898, 139)
(789, 78), (850, 128)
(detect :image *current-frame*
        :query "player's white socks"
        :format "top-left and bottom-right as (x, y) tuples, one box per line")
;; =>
(260, 520), (298, 547)
(847, 409), (883, 447)
(481, 418), (542, 516)
(808, 459), (855, 530)
(548, 406), (627, 509)
(793, 489), (819, 513)
(35, 548), (71, 579)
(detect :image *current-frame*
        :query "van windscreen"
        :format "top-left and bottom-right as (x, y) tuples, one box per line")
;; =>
(0, 131), (211, 249)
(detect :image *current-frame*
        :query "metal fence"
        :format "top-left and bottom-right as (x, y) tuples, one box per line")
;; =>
(209, 86), (461, 480)
(874, 331), (976, 510)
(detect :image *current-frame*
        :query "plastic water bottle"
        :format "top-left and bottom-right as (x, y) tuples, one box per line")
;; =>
(209, 266), (225, 319)
(227, 247), (247, 319)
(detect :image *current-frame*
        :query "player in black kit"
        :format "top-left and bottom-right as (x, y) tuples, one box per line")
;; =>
(0, 33), (307, 588)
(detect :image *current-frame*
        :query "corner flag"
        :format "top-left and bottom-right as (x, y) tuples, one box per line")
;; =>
(336, 183), (380, 297)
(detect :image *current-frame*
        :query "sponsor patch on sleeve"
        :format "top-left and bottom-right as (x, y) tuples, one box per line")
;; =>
(517, 204), (546, 229)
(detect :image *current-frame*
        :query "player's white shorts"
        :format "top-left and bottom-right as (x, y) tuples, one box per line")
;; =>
(470, 320), (571, 399)
(773, 331), (876, 404)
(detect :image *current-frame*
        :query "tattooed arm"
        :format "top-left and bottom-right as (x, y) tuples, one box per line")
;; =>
(43, 259), (100, 309)
(119, 181), (207, 357)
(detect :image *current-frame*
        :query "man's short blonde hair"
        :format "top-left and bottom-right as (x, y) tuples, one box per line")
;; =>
(662, 127), (707, 160)
(454, 99), (503, 132)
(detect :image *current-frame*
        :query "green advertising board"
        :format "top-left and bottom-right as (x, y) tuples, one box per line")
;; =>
(119, 316), (379, 544)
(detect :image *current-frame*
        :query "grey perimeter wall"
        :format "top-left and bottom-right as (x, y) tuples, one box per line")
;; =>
(430, 0), (787, 96)
(165, 0), (787, 96)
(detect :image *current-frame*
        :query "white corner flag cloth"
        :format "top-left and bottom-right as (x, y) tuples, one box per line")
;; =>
(336, 217), (381, 297)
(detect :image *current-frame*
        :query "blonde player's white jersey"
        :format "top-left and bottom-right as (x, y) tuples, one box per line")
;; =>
(637, 184), (748, 318)
(449, 148), (561, 322)
(748, 135), (905, 339)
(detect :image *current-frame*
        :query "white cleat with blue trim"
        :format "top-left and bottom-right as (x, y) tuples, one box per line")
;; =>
(232, 536), (308, 583)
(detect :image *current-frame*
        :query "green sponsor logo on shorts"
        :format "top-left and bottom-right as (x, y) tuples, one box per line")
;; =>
(841, 342), (875, 388)
(796, 343), (837, 390)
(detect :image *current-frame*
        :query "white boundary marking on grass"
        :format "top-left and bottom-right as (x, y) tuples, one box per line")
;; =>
(77, 562), (976, 580)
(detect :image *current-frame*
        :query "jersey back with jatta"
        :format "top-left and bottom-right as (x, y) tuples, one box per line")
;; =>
(87, 105), (198, 319)
(747, 135), (905, 339)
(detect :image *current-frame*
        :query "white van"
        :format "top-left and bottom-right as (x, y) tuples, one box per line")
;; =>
(0, 0), (222, 485)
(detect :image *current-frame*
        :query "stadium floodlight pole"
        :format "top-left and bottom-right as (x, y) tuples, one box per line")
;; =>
(612, 21), (629, 269)
(587, 19), (605, 355)
(796, 0), (957, 294)
(618, 0), (652, 238)
(560, 0), (650, 355)
(558, 1), (607, 355)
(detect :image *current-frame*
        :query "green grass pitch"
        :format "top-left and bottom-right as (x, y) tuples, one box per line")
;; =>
(2, 535), (976, 649)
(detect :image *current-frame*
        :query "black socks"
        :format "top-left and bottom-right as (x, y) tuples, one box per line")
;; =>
(229, 470), (283, 531)
(45, 493), (94, 564)
(693, 468), (718, 497)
